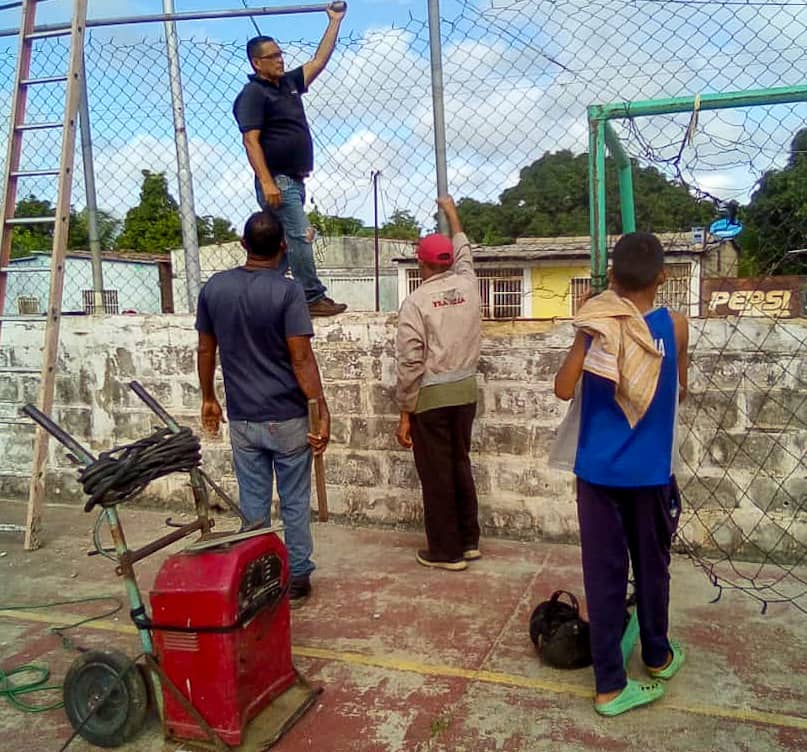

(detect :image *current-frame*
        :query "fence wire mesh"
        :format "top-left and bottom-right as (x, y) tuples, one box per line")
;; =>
(0, 0), (804, 607)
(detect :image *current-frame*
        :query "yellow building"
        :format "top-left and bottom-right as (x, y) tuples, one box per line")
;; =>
(396, 232), (737, 320)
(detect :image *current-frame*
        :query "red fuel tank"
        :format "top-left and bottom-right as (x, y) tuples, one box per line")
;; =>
(149, 532), (296, 746)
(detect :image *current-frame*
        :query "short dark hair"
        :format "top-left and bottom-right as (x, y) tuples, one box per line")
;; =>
(246, 35), (275, 62)
(243, 210), (284, 258)
(611, 232), (664, 291)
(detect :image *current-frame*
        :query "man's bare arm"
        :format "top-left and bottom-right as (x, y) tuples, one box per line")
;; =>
(672, 311), (689, 402)
(288, 335), (331, 455)
(554, 330), (587, 401)
(302, 4), (346, 87)
(242, 130), (281, 209)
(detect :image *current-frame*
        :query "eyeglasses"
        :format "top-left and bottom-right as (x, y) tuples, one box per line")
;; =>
(256, 51), (283, 61)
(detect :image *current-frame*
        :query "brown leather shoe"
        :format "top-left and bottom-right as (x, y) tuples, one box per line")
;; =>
(308, 297), (347, 317)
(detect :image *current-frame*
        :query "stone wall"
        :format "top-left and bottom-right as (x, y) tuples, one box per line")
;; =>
(0, 314), (804, 559)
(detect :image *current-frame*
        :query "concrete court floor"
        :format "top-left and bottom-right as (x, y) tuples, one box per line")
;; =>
(0, 499), (805, 752)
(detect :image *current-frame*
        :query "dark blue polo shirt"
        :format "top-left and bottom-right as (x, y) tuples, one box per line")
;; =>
(195, 267), (314, 422)
(233, 67), (314, 177)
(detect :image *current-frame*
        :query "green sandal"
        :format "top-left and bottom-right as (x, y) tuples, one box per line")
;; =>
(648, 641), (685, 680)
(595, 678), (665, 717)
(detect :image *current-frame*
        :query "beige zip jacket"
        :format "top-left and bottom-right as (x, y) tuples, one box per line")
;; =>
(395, 232), (482, 412)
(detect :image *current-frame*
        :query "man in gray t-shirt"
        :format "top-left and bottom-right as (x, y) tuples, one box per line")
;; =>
(196, 210), (331, 608)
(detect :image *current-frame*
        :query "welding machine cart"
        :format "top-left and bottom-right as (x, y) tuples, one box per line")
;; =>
(23, 381), (319, 750)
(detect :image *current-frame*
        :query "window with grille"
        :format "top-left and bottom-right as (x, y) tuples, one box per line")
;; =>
(17, 296), (40, 315)
(570, 277), (592, 315)
(656, 263), (691, 312)
(405, 267), (524, 319)
(82, 289), (120, 315)
(570, 263), (692, 315)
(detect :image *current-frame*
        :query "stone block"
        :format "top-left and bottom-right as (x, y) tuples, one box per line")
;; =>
(387, 453), (420, 489)
(20, 376), (38, 403)
(748, 476), (807, 515)
(489, 387), (559, 423)
(369, 384), (397, 416)
(0, 377), (18, 402)
(470, 462), (492, 495)
(327, 451), (383, 487)
(495, 464), (572, 498)
(374, 493), (423, 525)
(348, 417), (400, 451)
(318, 350), (367, 381)
(746, 390), (807, 430)
(54, 407), (92, 440)
(181, 381), (200, 409)
(326, 383), (363, 414)
(324, 484), (371, 519)
(148, 346), (195, 377)
(329, 416), (351, 446)
(473, 424), (532, 455)
(679, 391), (740, 432)
(679, 475), (739, 511)
(112, 411), (155, 441)
(55, 368), (94, 405)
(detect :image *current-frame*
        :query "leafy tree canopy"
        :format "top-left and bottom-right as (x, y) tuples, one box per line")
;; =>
(741, 128), (807, 275)
(455, 149), (714, 244)
(380, 209), (420, 241)
(115, 170), (236, 252)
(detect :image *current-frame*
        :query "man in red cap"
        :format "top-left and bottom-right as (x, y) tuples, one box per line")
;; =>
(394, 195), (482, 570)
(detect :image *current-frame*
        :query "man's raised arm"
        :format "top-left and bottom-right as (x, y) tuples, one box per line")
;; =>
(303, 3), (346, 87)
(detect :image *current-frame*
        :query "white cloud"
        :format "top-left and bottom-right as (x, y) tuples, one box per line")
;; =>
(4, 0), (807, 233)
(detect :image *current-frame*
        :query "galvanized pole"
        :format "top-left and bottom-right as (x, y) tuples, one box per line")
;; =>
(372, 170), (380, 312)
(163, 0), (201, 313)
(78, 49), (105, 314)
(588, 114), (607, 293)
(426, 0), (449, 234)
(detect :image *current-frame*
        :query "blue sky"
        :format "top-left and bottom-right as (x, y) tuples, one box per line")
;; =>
(2, 1), (440, 42)
(1, 1), (807, 234)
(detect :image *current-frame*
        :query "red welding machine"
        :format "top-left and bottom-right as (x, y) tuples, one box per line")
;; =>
(150, 531), (297, 746)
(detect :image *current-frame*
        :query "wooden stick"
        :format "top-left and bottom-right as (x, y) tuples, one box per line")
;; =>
(307, 399), (329, 522)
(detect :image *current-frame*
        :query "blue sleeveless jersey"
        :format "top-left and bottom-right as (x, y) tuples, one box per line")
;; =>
(574, 307), (678, 487)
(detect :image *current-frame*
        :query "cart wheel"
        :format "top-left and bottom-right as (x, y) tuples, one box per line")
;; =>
(63, 649), (149, 748)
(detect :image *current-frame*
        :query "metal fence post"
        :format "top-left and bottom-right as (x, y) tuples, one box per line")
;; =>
(163, 0), (201, 313)
(588, 113), (607, 292)
(427, 0), (449, 234)
(78, 48), (105, 314)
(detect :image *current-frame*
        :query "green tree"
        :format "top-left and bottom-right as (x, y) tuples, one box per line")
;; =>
(115, 170), (237, 252)
(455, 150), (714, 244)
(197, 215), (239, 245)
(115, 170), (182, 252)
(741, 129), (807, 275)
(309, 209), (368, 237)
(9, 195), (53, 257)
(68, 208), (121, 251)
(380, 209), (420, 241)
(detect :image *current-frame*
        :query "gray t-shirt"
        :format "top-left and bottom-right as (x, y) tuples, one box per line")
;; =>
(195, 267), (314, 421)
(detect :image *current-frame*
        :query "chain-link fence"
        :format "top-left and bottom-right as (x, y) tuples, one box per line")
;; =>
(0, 1), (805, 605)
(1, 0), (805, 315)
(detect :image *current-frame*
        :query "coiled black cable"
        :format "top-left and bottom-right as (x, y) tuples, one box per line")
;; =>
(78, 427), (202, 511)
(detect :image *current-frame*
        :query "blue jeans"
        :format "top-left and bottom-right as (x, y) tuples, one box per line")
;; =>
(255, 175), (327, 304)
(229, 416), (315, 580)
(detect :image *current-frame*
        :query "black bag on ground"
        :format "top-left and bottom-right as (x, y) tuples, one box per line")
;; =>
(529, 590), (592, 669)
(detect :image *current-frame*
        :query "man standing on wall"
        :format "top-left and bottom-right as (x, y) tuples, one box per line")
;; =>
(196, 210), (330, 608)
(233, 2), (347, 317)
(395, 196), (483, 571)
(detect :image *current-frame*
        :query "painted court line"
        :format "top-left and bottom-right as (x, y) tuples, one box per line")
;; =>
(2, 608), (806, 732)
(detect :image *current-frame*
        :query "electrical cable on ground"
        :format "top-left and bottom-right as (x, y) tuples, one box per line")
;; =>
(0, 596), (123, 713)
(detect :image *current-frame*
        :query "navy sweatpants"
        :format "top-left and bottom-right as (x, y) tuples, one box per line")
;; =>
(576, 477), (680, 694)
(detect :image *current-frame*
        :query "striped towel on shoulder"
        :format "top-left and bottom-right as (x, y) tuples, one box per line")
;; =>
(573, 289), (662, 428)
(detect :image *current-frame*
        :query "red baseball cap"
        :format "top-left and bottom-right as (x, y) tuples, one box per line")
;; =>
(417, 234), (454, 266)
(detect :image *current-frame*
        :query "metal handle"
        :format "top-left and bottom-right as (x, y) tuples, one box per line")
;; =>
(21, 403), (96, 465)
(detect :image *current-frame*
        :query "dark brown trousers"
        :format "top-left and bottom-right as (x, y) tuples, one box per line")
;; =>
(410, 403), (480, 560)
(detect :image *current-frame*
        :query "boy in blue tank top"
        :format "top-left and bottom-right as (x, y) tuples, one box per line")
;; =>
(554, 232), (689, 717)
